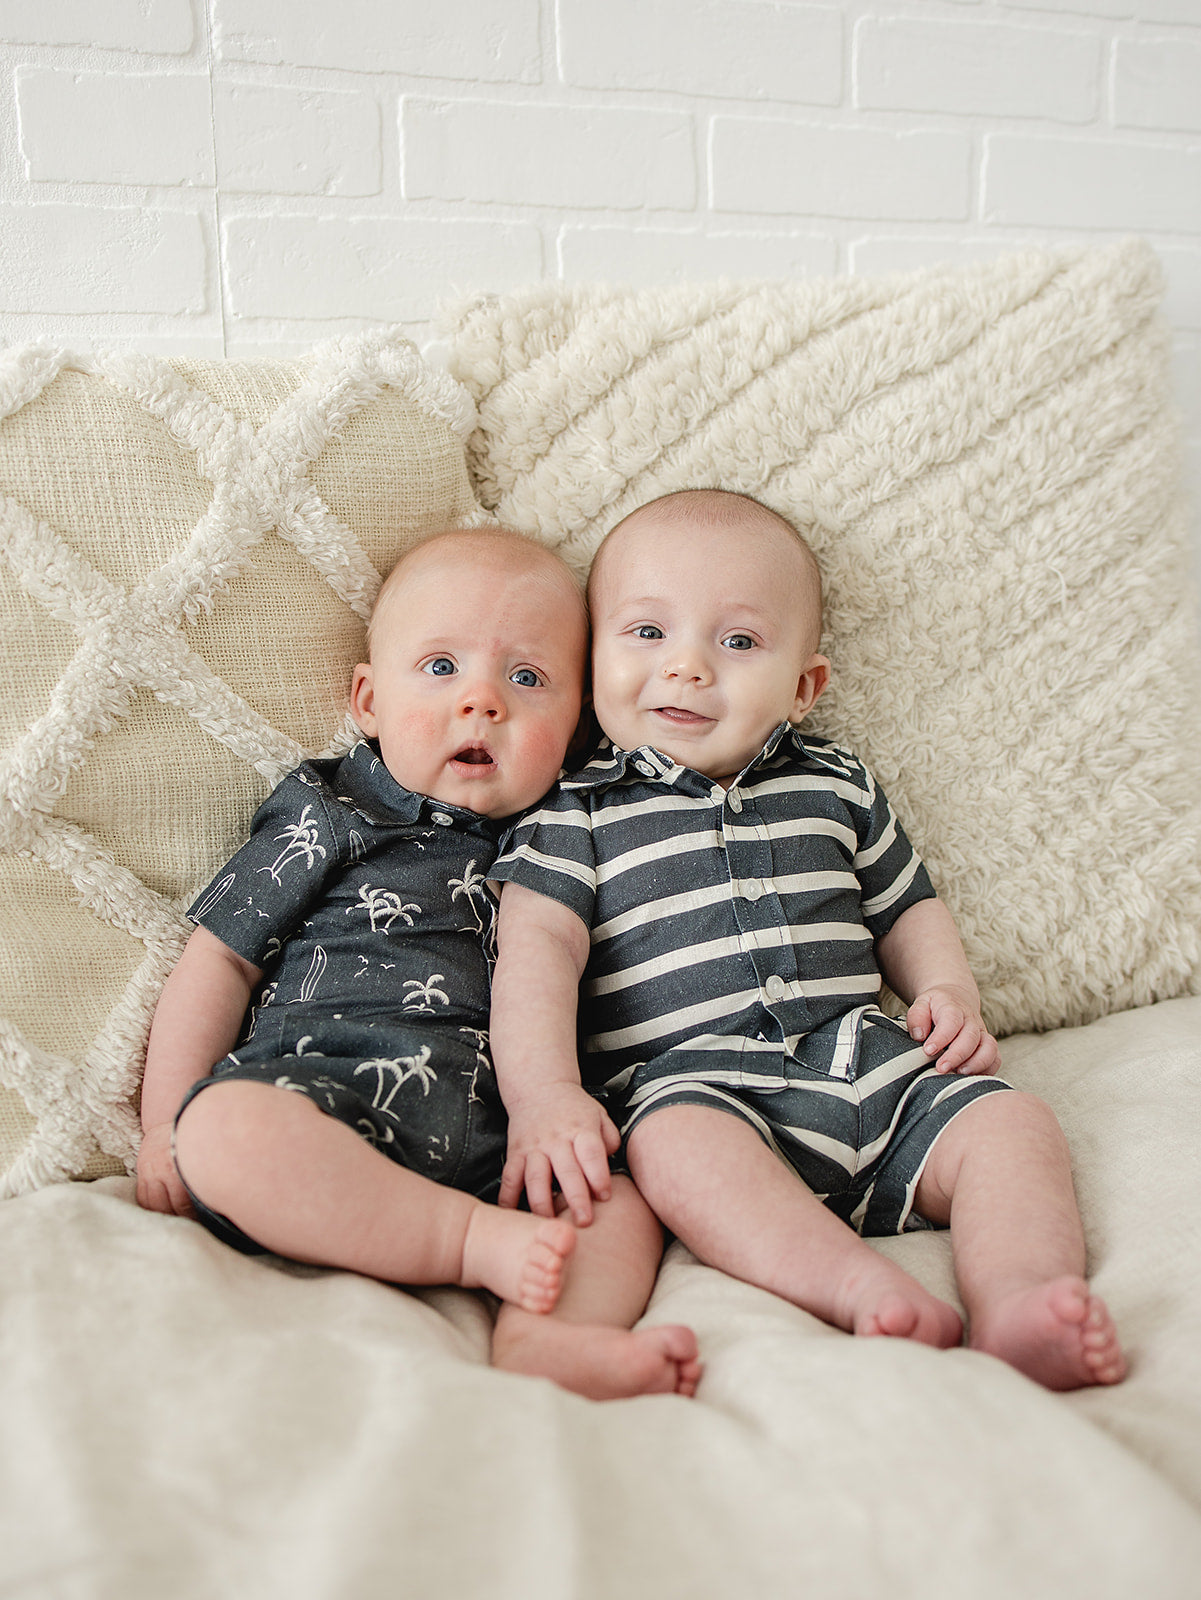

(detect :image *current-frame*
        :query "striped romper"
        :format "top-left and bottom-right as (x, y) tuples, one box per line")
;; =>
(492, 723), (1011, 1236)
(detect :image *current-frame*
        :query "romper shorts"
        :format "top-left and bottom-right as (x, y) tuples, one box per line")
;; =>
(609, 1006), (1013, 1237)
(174, 1014), (508, 1256)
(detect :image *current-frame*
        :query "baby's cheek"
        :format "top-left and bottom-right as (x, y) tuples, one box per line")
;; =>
(520, 722), (574, 781)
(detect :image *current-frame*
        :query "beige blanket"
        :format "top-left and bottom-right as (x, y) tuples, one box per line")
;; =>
(3, 996), (1200, 1599)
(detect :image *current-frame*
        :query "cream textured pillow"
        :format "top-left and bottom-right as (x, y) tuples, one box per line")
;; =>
(0, 334), (483, 1194)
(444, 239), (1201, 1038)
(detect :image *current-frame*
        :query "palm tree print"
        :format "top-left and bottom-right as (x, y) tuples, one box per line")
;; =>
(402, 973), (449, 1013)
(258, 805), (327, 884)
(449, 859), (489, 934)
(354, 1047), (437, 1111)
(352, 883), (421, 932)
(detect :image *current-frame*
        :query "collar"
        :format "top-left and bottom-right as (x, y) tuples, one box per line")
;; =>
(305, 741), (502, 837)
(562, 722), (802, 794)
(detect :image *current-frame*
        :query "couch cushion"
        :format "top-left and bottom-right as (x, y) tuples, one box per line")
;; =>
(0, 335), (482, 1194)
(443, 239), (1201, 1038)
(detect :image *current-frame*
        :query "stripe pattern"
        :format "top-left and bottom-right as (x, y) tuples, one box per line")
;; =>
(494, 726), (935, 1084)
(492, 725), (1013, 1234)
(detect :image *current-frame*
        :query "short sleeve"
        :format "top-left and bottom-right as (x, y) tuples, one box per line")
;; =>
(491, 787), (598, 926)
(188, 772), (343, 966)
(850, 765), (936, 938)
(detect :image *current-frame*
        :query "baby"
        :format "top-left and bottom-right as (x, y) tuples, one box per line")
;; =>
(490, 490), (1126, 1392)
(137, 526), (700, 1401)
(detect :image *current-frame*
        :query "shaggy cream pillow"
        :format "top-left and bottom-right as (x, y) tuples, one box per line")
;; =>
(444, 239), (1201, 1038)
(0, 335), (482, 1194)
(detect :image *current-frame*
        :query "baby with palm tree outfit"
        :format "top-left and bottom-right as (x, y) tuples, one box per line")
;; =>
(136, 527), (700, 1401)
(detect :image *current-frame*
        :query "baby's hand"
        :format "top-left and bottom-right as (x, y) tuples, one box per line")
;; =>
(907, 986), (1000, 1076)
(135, 1122), (195, 1217)
(499, 1084), (621, 1226)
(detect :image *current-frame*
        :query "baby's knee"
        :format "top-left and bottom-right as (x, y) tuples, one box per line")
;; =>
(175, 1078), (304, 1172)
(997, 1089), (1066, 1140)
(958, 1087), (1070, 1163)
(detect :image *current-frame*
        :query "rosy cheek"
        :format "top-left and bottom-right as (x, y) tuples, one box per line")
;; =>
(519, 720), (574, 779)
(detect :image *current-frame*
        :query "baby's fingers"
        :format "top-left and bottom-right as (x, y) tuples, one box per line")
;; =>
(923, 1007), (968, 1062)
(497, 1156), (526, 1210)
(522, 1151), (558, 1218)
(554, 1159), (595, 1228)
(574, 1130), (614, 1207)
(933, 1019), (986, 1074)
(906, 995), (934, 1045)
(945, 1032), (1001, 1077)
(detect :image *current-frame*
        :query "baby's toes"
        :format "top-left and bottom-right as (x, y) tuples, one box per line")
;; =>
(676, 1356), (704, 1398)
(1081, 1301), (1126, 1384)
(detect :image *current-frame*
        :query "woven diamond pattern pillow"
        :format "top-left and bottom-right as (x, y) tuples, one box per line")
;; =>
(0, 334), (482, 1194)
(444, 239), (1201, 1039)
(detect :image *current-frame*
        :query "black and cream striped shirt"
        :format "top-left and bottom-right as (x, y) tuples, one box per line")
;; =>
(492, 724), (935, 1087)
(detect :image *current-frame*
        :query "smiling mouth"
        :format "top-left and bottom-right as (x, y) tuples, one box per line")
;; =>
(653, 707), (713, 726)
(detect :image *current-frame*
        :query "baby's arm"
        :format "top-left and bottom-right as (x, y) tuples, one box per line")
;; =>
(136, 925), (264, 1215)
(875, 898), (1000, 1075)
(490, 882), (620, 1225)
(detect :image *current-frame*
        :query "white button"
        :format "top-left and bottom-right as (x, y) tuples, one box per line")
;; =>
(727, 791), (743, 812)
(431, 811), (453, 826)
(635, 761), (655, 777)
(764, 975), (787, 1000)
(743, 880), (762, 901)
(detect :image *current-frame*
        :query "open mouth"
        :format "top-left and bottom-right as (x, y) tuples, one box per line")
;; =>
(450, 745), (496, 770)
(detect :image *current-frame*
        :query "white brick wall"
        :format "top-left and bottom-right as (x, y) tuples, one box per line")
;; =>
(0, 0), (1198, 581)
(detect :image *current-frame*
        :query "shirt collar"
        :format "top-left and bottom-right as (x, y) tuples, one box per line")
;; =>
(329, 740), (502, 836)
(562, 722), (802, 793)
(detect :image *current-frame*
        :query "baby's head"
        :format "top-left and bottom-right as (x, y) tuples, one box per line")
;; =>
(352, 527), (588, 818)
(586, 489), (830, 787)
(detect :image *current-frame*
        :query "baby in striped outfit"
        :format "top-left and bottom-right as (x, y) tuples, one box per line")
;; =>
(489, 489), (1125, 1392)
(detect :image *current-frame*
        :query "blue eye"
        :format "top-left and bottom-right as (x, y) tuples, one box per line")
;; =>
(423, 657), (456, 676)
(635, 625), (663, 640)
(510, 668), (542, 688)
(724, 634), (755, 651)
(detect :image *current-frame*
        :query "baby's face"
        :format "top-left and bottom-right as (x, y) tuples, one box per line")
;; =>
(589, 510), (827, 787)
(352, 549), (586, 818)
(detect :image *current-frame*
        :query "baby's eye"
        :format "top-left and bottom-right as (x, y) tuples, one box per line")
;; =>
(634, 625), (664, 640)
(723, 633), (756, 651)
(510, 667), (543, 688)
(422, 656), (456, 677)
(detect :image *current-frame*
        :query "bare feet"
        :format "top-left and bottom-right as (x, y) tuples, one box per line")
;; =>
(835, 1257), (964, 1349)
(969, 1276), (1127, 1391)
(460, 1207), (576, 1315)
(857, 1289), (964, 1348)
(493, 1315), (703, 1401)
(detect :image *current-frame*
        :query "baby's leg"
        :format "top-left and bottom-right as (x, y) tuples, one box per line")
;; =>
(627, 1105), (961, 1348)
(173, 1080), (574, 1313)
(914, 1092), (1126, 1390)
(491, 1175), (703, 1401)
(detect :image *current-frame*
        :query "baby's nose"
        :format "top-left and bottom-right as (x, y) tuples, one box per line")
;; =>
(664, 649), (711, 683)
(458, 678), (505, 718)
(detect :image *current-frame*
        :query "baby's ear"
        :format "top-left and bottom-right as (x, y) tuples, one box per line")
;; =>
(792, 653), (831, 722)
(349, 662), (377, 734)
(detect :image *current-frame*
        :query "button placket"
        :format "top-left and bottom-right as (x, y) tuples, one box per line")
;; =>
(724, 789), (804, 1027)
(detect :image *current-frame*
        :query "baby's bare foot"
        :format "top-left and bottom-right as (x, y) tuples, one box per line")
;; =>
(494, 1316), (703, 1401)
(856, 1288), (963, 1349)
(970, 1277), (1127, 1391)
(835, 1256), (963, 1349)
(460, 1208), (576, 1315)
